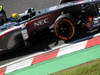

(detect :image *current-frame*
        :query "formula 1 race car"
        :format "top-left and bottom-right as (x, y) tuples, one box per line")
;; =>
(0, 0), (100, 51)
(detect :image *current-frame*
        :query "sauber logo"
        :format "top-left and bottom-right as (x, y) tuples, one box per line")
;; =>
(34, 18), (49, 27)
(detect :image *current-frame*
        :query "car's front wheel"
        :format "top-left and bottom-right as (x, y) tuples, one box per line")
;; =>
(2, 29), (25, 51)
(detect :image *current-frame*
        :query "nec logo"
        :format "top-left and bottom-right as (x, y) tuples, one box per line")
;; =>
(34, 18), (49, 27)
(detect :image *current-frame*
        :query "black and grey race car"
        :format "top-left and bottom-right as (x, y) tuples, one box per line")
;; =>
(0, 0), (100, 51)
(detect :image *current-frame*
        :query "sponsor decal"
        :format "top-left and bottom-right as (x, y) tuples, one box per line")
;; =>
(33, 18), (49, 27)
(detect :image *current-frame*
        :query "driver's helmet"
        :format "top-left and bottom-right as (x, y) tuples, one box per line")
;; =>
(11, 13), (20, 19)
(0, 5), (3, 12)
(0, 5), (7, 25)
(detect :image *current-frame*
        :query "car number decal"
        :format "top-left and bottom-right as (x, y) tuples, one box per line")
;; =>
(21, 24), (29, 40)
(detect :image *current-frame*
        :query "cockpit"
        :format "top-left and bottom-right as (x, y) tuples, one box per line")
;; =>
(19, 8), (36, 22)
(0, 8), (36, 31)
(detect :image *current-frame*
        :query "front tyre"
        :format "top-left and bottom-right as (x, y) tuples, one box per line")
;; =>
(2, 30), (25, 51)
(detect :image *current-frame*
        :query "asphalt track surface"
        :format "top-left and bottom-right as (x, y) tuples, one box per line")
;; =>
(0, 0), (59, 16)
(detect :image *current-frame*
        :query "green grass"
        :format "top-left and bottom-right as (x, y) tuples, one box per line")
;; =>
(50, 59), (100, 75)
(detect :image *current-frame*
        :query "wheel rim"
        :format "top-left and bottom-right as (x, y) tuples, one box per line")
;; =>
(54, 18), (75, 40)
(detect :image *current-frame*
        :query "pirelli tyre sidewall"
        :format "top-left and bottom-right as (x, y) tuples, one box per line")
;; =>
(54, 14), (76, 41)
(1, 29), (25, 51)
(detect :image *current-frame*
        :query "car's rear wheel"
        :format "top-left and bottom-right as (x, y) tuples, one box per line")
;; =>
(54, 14), (76, 40)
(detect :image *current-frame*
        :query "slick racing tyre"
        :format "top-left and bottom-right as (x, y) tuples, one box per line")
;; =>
(2, 29), (25, 50)
(54, 14), (76, 41)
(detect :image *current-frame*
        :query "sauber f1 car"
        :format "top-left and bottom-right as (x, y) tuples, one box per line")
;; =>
(0, 0), (100, 51)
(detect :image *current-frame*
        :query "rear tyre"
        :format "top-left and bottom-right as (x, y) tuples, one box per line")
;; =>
(54, 14), (76, 41)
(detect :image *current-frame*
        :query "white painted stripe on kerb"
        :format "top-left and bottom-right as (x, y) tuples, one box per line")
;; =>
(5, 57), (33, 74)
(57, 41), (87, 57)
(93, 33), (100, 37)
(52, 43), (70, 50)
